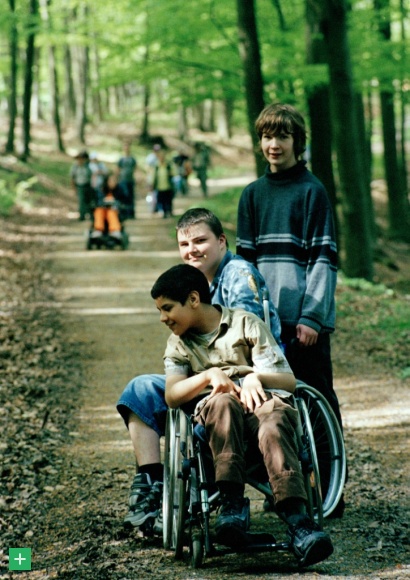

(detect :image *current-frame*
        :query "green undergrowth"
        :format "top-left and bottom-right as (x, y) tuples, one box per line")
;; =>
(0, 169), (39, 216)
(336, 275), (410, 378)
(0, 154), (72, 216)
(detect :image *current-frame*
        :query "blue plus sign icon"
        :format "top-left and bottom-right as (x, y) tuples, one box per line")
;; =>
(9, 548), (32, 571)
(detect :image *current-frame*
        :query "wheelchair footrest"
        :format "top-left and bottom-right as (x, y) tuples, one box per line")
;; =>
(213, 533), (290, 554)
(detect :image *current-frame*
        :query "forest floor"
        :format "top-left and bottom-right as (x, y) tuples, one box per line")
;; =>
(0, 128), (409, 579)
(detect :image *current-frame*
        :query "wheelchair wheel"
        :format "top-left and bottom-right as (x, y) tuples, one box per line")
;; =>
(172, 409), (190, 559)
(163, 409), (176, 549)
(296, 397), (324, 528)
(295, 382), (346, 518)
(190, 525), (204, 568)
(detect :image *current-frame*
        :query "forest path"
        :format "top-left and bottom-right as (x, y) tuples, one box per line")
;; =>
(11, 177), (408, 579)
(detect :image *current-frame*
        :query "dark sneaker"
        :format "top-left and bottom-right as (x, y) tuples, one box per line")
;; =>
(153, 505), (163, 536)
(288, 516), (334, 567)
(215, 494), (250, 547)
(124, 473), (163, 529)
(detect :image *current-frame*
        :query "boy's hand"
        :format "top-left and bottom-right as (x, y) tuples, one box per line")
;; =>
(240, 373), (268, 412)
(206, 368), (241, 398)
(296, 324), (318, 347)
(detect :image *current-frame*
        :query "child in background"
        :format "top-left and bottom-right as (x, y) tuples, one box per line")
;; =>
(117, 141), (137, 219)
(153, 149), (175, 218)
(91, 173), (123, 240)
(70, 150), (92, 221)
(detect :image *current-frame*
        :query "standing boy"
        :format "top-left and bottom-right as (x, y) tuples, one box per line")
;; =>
(117, 141), (137, 219)
(152, 148), (175, 218)
(151, 264), (334, 567)
(70, 150), (92, 221)
(236, 103), (342, 431)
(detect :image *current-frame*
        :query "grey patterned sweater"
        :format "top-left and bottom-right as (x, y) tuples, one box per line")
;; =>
(236, 161), (337, 334)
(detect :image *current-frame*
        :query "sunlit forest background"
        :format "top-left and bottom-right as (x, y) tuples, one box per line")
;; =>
(1, 0), (409, 281)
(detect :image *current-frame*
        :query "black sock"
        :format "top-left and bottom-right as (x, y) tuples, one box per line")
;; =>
(276, 498), (307, 525)
(217, 481), (244, 498)
(138, 463), (163, 483)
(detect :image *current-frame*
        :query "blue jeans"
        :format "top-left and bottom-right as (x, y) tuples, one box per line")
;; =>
(117, 374), (167, 436)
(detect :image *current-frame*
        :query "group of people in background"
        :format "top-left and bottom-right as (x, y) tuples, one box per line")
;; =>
(69, 143), (137, 240)
(70, 140), (211, 226)
(146, 141), (211, 218)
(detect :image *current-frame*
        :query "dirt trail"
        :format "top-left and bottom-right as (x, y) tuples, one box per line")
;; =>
(3, 182), (409, 579)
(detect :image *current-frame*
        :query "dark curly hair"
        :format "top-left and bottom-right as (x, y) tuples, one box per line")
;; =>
(151, 264), (211, 305)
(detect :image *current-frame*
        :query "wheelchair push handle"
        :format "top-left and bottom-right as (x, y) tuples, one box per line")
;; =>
(262, 289), (270, 327)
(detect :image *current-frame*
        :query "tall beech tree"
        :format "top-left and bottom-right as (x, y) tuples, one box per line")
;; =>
(40, 0), (65, 152)
(236, 0), (265, 176)
(320, 0), (374, 280)
(305, 0), (340, 253)
(375, 0), (410, 242)
(22, 0), (39, 160)
(5, 0), (18, 154)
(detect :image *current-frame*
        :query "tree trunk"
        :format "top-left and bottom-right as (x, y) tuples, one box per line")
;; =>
(305, 1), (340, 253)
(236, 0), (266, 176)
(321, 0), (373, 280)
(140, 84), (150, 142)
(380, 90), (410, 240)
(91, 43), (103, 122)
(307, 88), (340, 251)
(217, 98), (234, 140)
(355, 92), (376, 242)
(40, 0), (65, 152)
(201, 99), (215, 132)
(74, 43), (89, 144)
(22, 0), (39, 160)
(398, 0), (408, 191)
(375, 0), (410, 241)
(177, 105), (188, 141)
(63, 44), (76, 119)
(31, 48), (43, 122)
(49, 45), (65, 152)
(5, 0), (18, 154)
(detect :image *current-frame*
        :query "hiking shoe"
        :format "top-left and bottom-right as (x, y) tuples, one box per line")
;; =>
(288, 516), (334, 567)
(124, 473), (163, 529)
(215, 494), (250, 547)
(153, 506), (163, 536)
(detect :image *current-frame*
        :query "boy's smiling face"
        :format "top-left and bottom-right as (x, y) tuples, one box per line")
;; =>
(261, 130), (297, 173)
(177, 223), (226, 282)
(155, 295), (195, 336)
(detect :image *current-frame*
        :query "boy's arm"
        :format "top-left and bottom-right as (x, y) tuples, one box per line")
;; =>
(239, 316), (296, 412)
(219, 260), (282, 344)
(165, 368), (241, 409)
(236, 187), (257, 265)
(299, 187), (337, 339)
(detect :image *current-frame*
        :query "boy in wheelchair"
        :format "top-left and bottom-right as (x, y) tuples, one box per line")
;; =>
(89, 173), (126, 245)
(151, 263), (334, 567)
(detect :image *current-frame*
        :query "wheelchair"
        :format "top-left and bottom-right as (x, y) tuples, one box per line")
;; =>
(86, 200), (129, 251)
(162, 381), (346, 569)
